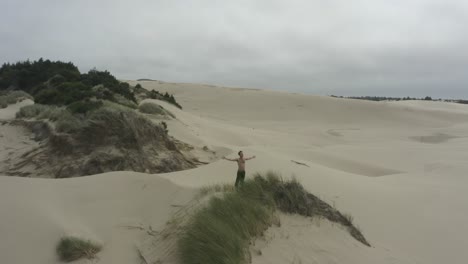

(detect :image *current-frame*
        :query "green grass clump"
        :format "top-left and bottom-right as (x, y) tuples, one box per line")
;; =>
(56, 236), (102, 262)
(179, 191), (275, 264)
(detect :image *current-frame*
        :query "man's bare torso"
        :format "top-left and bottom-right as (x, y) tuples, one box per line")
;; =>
(237, 158), (246, 171)
(223, 153), (255, 171)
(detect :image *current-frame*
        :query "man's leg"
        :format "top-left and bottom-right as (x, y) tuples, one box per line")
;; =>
(239, 171), (246, 187)
(235, 171), (242, 188)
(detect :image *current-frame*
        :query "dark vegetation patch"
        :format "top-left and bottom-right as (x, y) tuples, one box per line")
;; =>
(56, 236), (101, 262)
(0, 59), (181, 109)
(67, 100), (104, 114)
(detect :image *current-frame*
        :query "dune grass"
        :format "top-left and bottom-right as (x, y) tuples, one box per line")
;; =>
(16, 104), (86, 133)
(139, 102), (165, 114)
(196, 184), (235, 199)
(56, 236), (101, 262)
(113, 94), (138, 109)
(55, 112), (87, 133)
(15, 98), (169, 139)
(15, 99), (138, 134)
(179, 172), (370, 264)
(179, 190), (275, 264)
(102, 99), (136, 112)
(139, 101), (175, 118)
(0, 90), (33, 108)
(16, 104), (65, 120)
(250, 172), (370, 246)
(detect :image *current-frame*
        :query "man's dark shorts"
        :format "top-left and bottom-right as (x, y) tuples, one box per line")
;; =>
(235, 170), (246, 188)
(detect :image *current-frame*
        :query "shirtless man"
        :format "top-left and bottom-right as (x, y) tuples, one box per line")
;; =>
(223, 151), (256, 188)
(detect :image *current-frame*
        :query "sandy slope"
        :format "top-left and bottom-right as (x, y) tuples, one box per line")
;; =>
(1, 82), (468, 263)
(0, 99), (39, 175)
(251, 214), (413, 264)
(0, 99), (33, 120)
(0, 173), (195, 264)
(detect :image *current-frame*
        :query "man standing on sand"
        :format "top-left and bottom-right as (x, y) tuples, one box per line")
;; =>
(223, 151), (256, 188)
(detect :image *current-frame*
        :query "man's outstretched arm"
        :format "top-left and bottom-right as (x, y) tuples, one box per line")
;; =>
(245, 155), (256, 160)
(223, 157), (238, 161)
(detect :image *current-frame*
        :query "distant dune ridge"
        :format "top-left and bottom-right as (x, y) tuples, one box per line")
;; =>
(1, 71), (468, 263)
(137, 78), (159, 82)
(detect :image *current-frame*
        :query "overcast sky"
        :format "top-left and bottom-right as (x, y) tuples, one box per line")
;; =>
(1, 0), (468, 98)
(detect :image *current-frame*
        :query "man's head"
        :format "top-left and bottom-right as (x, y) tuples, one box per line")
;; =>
(238, 151), (243, 158)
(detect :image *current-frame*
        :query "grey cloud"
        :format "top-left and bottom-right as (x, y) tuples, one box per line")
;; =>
(1, 0), (468, 98)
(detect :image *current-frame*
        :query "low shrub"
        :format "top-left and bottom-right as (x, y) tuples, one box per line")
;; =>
(141, 89), (182, 109)
(16, 104), (86, 133)
(113, 94), (137, 109)
(55, 112), (87, 133)
(34, 82), (94, 105)
(67, 100), (103, 114)
(16, 104), (64, 120)
(139, 102), (165, 115)
(102, 100), (135, 112)
(56, 236), (101, 262)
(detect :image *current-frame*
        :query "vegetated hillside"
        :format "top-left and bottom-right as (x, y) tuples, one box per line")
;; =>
(1, 59), (133, 105)
(0, 59), (193, 178)
(0, 59), (182, 109)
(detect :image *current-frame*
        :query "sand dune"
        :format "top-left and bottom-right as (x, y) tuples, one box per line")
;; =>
(0, 172), (195, 264)
(1, 82), (468, 263)
(251, 214), (414, 264)
(0, 99), (33, 120)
